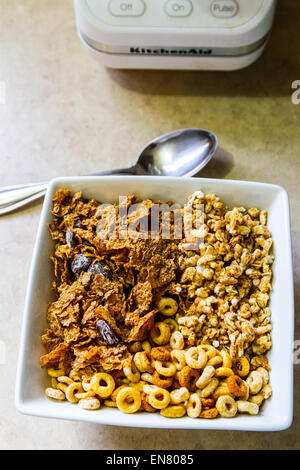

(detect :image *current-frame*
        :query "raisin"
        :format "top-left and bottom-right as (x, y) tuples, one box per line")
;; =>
(96, 319), (120, 346)
(66, 229), (75, 248)
(71, 254), (92, 275)
(87, 261), (113, 280)
(73, 216), (82, 228)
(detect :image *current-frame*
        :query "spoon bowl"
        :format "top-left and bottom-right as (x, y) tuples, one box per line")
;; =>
(135, 128), (217, 177)
(0, 128), (218, 215)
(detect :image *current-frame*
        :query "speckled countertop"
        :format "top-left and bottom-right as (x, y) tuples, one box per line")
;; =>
(0, 0), (299, 450)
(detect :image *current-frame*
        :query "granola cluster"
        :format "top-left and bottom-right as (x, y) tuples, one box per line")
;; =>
(41, 189), (273, 419)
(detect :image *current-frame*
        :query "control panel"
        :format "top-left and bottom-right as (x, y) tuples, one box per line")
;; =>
(85, 0), (265, 29)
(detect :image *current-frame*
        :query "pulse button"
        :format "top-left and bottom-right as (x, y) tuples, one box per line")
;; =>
(211, 0), (239, 18)
(109, 0), (145, 17)
(165, 0), (193, 17)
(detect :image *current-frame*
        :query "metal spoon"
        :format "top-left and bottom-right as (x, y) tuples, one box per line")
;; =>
(0, 128), (217, 215)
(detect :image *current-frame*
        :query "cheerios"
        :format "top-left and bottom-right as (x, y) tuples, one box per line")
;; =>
(116, 387), (141, 414)
(90, 373), (115, 398)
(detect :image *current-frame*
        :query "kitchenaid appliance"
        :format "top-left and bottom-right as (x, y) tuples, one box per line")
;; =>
(74, 0), (276, 70)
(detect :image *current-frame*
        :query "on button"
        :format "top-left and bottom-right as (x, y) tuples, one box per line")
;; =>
(165, 0), (193, 18)
(211, 0), (239, 18)
(109, 0), (145, 17)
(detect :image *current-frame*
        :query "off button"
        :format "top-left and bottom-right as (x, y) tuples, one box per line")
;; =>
(211, 0), (239, 18)
(109, 0), (145, 17)
(165, 0), (193, 17)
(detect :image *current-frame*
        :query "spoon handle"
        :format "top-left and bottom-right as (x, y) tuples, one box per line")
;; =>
(0, 167), (136, 216)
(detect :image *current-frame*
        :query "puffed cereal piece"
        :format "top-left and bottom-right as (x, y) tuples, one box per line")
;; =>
(199, 378), (219, 398)
(78, 397), (101, 410)
(235, 356), (250, 378)
(150, 346), (171, 362)
(152, 371), (173, 389)
(133, 351), (154, 373)
(216, 395), (238, 418)
(157, 297), (178, 316)
(123, 358), (141, 383)
(170, 387), (190, 405)
(200, 408), (219, 419)
(256, 367), (269, 386)
(185, 347), (208, 369)
(47, 368), (65, 378)
(187, 393), (202, 418)
(246, 371), (263, 395)
(160, 405), (186, 418)
(170, 350), (186, 370)
(178, 366), (200, 392)
(65, 382), (84, 404)
(163, 318), (179, 332)
(104, 400), (118, 408)
(236, 400), (259, 416)
(227, 375), (247, 398)
(148, 388), (170, 409)
(141, 392), (156, 413)
(111, 385), (128, 402)
(215, 367), (234, 378)
(150, 322), (171, 345)
(141, 372), (154, 384)
(153, 360), (176, 377)
(116, 387), (141, 414)
(45, 387), (65, 401)
(220, 350), (232, 369)
(90, 372), (115, 398)
(170, 331), (184, 350)
(196, 366), (215, 389)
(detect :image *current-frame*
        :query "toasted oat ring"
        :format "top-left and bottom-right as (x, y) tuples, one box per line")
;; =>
(134, 351), (154, 373)
(220, 350), (232, 369)
(47, 368), (65, 378)
(153, 360), (176, 377)
(152, 371), (173, 389)
(199, 407), (219, 419)
(207, 356), (223, 368)
(227, 375), (247, 398)
(170, 350), (186, 370)
(160, 405), (186, 418)
(111, 385), (128, 402)
(216, 395), (238, 418)
(150, 322), (171, 345)
(185, 347), (208, 369)
(148, 388), (170, 409)
(163, 318), (179, 332)
(150, 347), (171, 362)
(103, 400), (118, 408)
(75, 390), (95, 400)
(199, 378), (219, 398)
(200, 397), (215, 409)
(235, 356), (250, 377)
(157, 297), (178, 316)
(196, 366), (215, 389)
(90, 372), (115, 399)
(187, 393), (202, 418)
(116, 387), (141, 414)
(123, 358), (141, 383)
(215, 367), (234, 378)
(141, 392), (156, 413)
(198, 345), (220, 360)
(170, 387), (190, 405)
(178, 366), (200, 392)
(170, 331), (184, 350)
(246, 371), (263, 395)
(65, 382), (84, 404)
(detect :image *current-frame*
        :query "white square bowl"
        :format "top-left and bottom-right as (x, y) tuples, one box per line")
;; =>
(15, 176), (294, 431)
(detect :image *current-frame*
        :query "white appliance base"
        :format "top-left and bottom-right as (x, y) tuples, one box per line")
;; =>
(79, 31), (267, 71)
